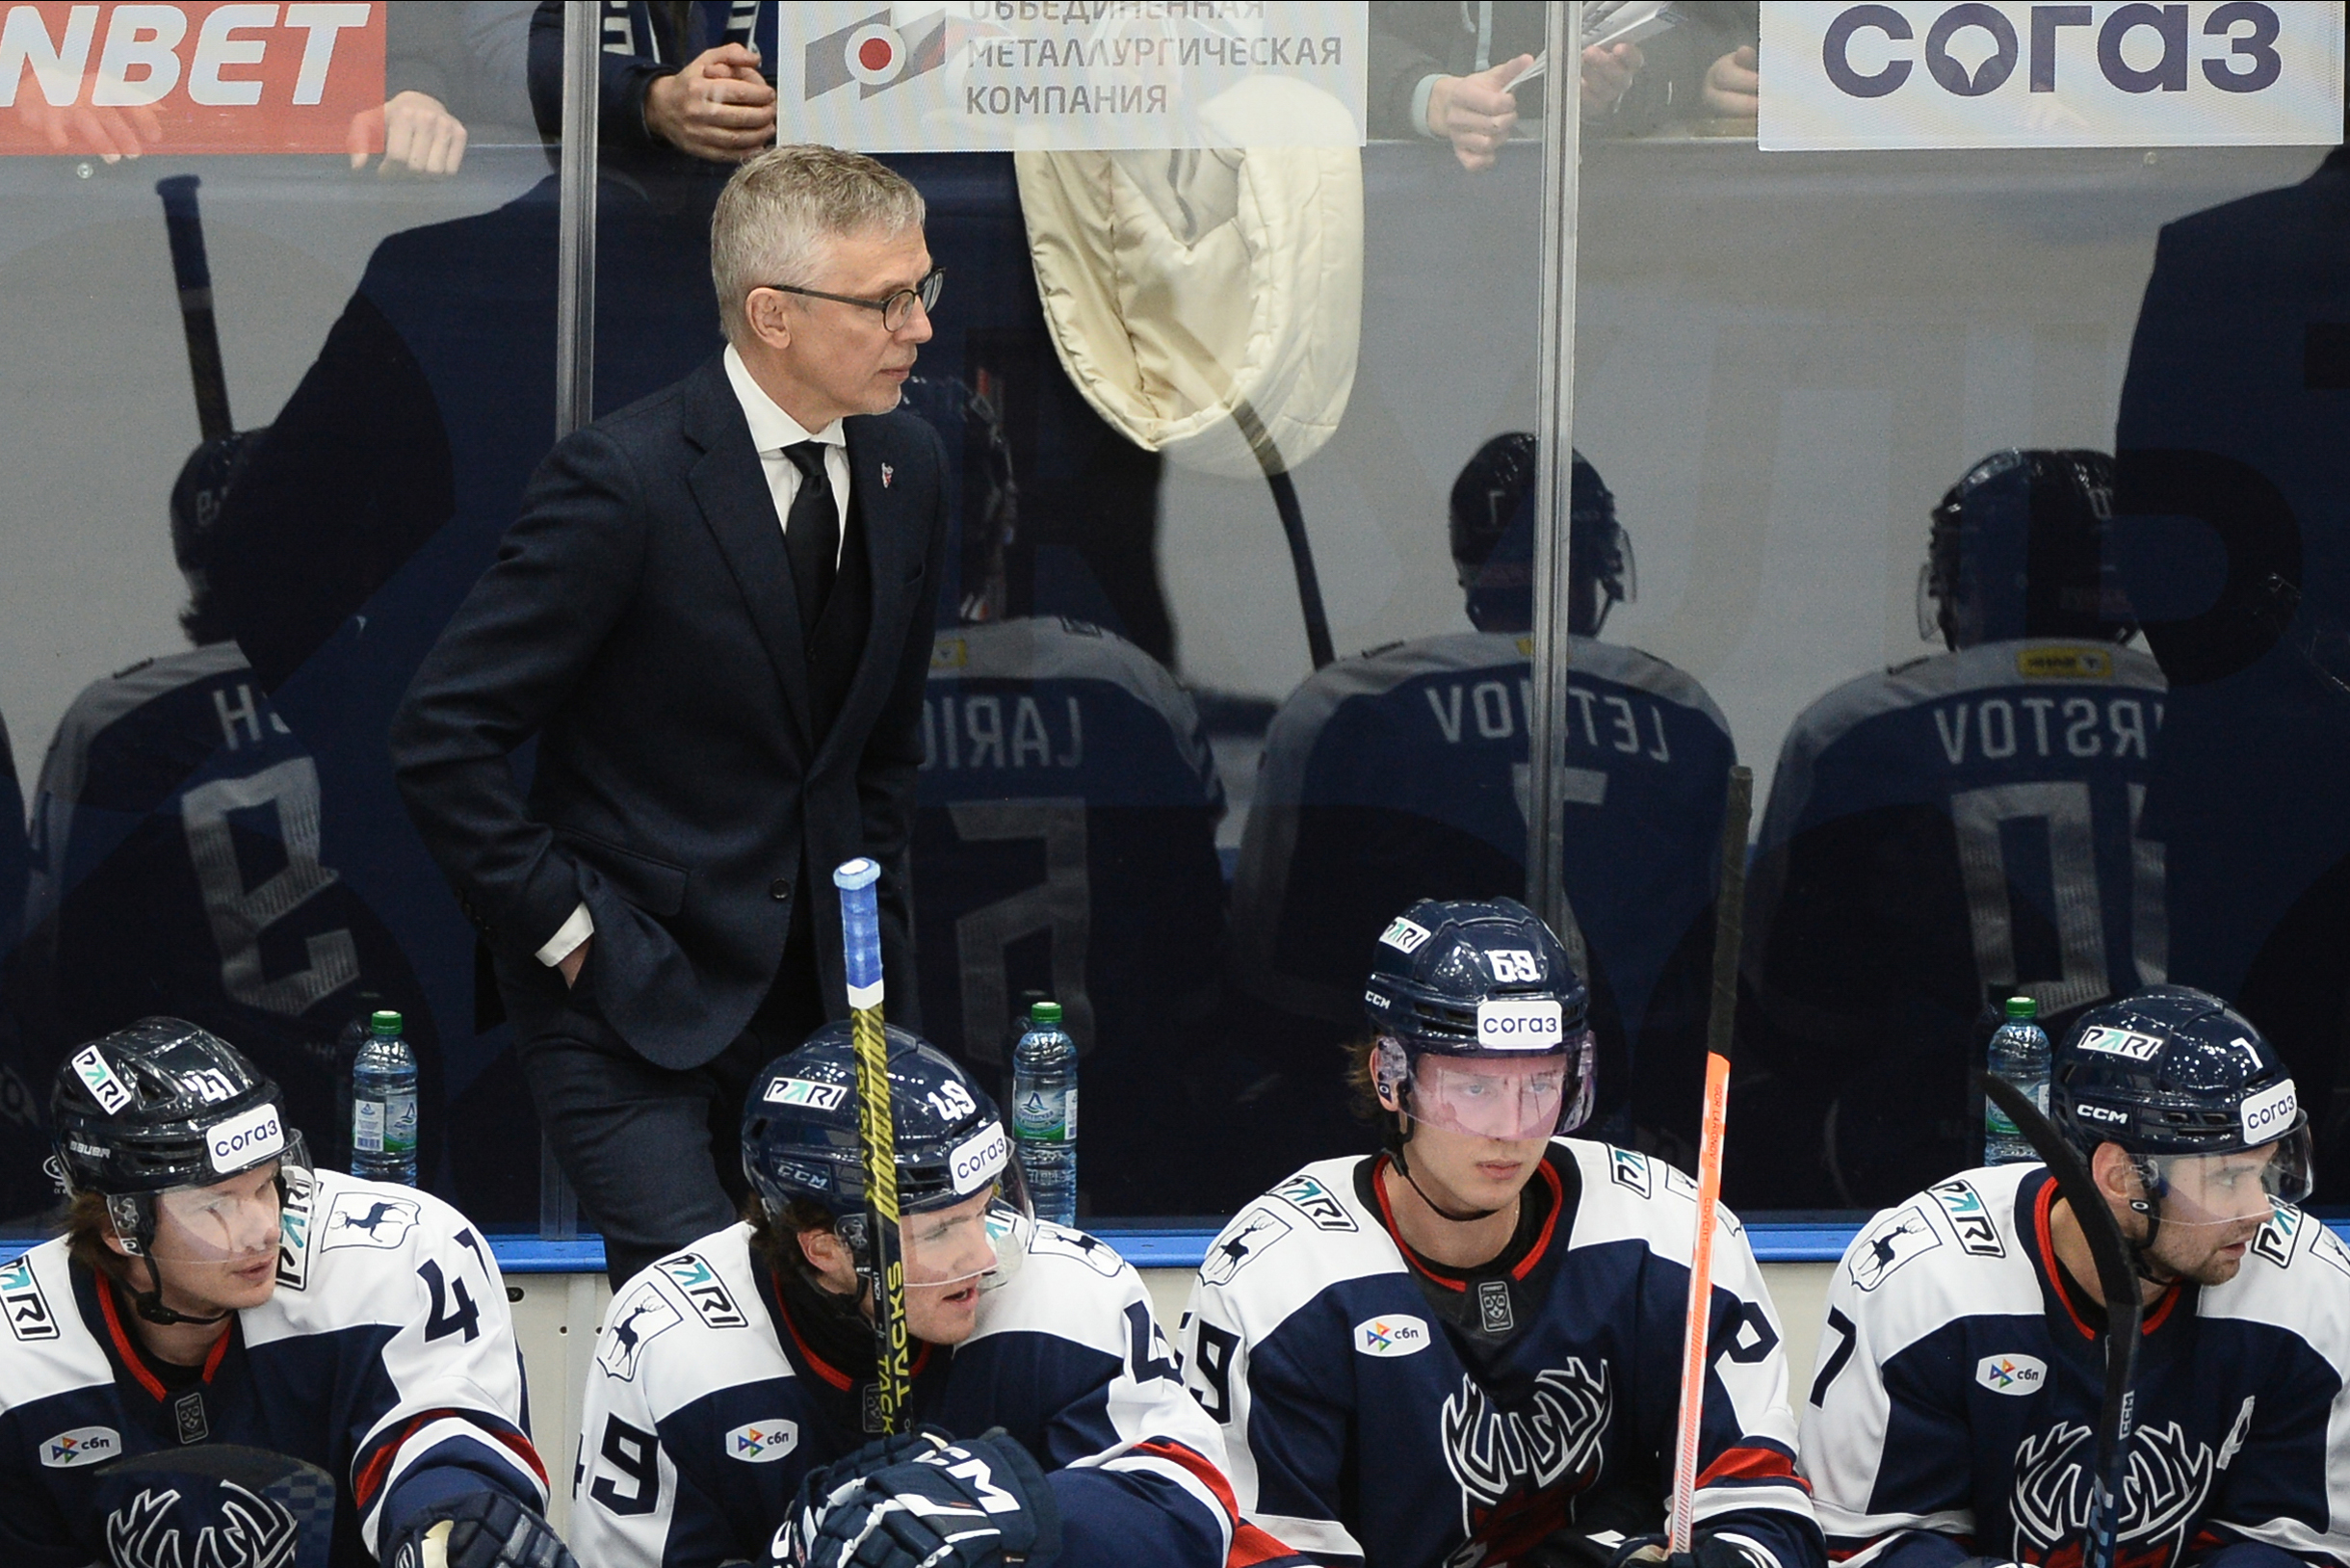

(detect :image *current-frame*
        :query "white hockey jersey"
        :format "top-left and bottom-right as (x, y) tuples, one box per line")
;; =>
(1800, 1162), (2350, 1568)
(1181, 1141), (1823, 1568)
(0, 1166), (546, 1567)
(569, 1215), (1298, 1568)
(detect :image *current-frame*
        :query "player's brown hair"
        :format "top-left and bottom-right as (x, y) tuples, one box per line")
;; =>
(62, 1190), (138, 1290)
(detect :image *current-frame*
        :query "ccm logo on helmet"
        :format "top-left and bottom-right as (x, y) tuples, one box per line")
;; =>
(1476, 998), (1563, 1049)
(2242, 1080), (2298, 1144)
(949, 1121), (1009, 1195)
(206, 1103), (284, 1174)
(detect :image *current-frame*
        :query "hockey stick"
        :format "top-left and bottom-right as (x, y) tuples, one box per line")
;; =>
(155, 174), (234, 442)
(1668, 763), (1755, 1554)
(1228, 396), (1336, 670)
(834, 857), (911, 1434)
(1982, 1073), (2141, 1568)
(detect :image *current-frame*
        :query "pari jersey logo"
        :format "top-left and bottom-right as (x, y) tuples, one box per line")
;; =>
(1353, 1315), (1431, 1358)
(1976, 1353), (2048, 1396)
(726, 1420), (799, 1463)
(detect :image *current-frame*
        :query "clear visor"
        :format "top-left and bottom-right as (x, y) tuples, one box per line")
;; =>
(1406, 1052), (1579, 1141)
(899, 1182), (1025, 1292)
(2139, 1127), (2314, 1230)
(111, 1157), (289, 1266)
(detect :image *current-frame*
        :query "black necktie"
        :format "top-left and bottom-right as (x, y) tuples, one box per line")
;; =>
(781, 441), (839, 637)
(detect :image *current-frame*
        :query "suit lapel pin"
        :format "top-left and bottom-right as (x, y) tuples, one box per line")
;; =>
(880, 463), (894, 489)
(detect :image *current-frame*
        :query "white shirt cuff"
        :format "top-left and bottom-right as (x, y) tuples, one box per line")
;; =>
(535, 902), (594, 967)
(1411, 73), (1444, 137)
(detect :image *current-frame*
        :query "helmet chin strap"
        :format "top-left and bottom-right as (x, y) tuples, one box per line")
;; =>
(123, 1255), (231, 1328)
(1390, 1118), (1506, 1223)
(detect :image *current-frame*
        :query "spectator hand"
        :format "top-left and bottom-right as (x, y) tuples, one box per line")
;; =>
(557, 937), (589, 989)
(12, 74), (161, 163)
(1702, 45), (1761, 118)
(643, 43), (776, 164)
(1580, 41), (1644, 117)
(348, 91), (468, 175)
(1426, 54), (1530, 173)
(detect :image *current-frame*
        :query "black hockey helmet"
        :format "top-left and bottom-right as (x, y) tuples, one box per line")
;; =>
(52, 1017), (294, 1202)
(2052, 986), (2307, 1160)
(169, 428), (268, 645)
(1364, 898), (1596, 1141)
(2051, 986), (2311, 1251)
(1449, 434), (1632, 637)
(744, 1023), (1028, 1280)
(1920, 448), (2134, 651)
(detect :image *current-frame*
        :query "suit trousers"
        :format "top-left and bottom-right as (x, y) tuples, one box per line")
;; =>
(513, 894), (829, 1291)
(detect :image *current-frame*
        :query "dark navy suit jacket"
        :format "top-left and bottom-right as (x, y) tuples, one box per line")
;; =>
(390, 354), (947, 1068)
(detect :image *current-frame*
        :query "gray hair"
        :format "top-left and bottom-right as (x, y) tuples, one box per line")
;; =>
(710, 144), (926, 347)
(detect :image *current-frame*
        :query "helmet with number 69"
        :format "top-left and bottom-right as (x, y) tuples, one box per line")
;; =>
(1363, 898), (1596, 1141)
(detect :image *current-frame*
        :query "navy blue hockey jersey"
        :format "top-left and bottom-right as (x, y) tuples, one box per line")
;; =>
(569, 1216), (1292, 1568)
(1737, 641), (2168, 1208)
(1801, 1163), (2350, 1568)
(1231, 632), (1735, 1157)
(1181, 1141), (1823, 1568)
(0, 1166), (546, 1567)
(14, 646), (433, 1208)
(915, 619), (1226, 1214)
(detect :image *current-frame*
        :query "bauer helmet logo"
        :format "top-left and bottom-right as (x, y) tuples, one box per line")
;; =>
(205, 1103), (283, 1173)
(1475, 998), (1563, 1049)
(1379, 917), (1432, 954)
(2242, 1080), (2298, 1143)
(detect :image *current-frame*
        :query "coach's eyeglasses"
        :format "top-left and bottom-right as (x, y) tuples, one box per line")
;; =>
(763, 267), (944, 332)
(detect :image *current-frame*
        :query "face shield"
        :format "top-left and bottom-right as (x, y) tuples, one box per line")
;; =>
(2136, 1127), (2314, 1233)
(844, 1119), (1034, 1292)
(1382, 1039), (1589, 1141)
(105, 1120), (306, 1264)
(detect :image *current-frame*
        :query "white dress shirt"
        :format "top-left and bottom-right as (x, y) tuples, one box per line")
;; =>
(535, 346), (853, 969)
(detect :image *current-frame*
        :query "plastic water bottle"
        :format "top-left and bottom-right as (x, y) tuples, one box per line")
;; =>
(351, 1009), (419, 1186)
(1984, 995), (2051, 1165)
(1010, 1002), (1078, 1226)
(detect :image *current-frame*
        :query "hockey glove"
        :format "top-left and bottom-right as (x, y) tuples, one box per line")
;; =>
(386, 1490), (576, 1568)
(776, 1428), (958, 1566)
(1604, 1533), (1773, 1568)
(790, 1429), (1060, 1568)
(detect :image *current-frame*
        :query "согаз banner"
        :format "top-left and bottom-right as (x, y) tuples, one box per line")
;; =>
(1761, 1), (2343, 150)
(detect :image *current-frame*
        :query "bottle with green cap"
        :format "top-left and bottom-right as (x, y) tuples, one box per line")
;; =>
(1984, 994), (2050, 1164)
(1010, 1001), (1078, 1225)
(350, 1008), (419, 1186)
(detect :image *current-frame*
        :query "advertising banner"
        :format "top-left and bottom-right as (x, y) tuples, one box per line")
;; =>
(1759, 1), (2343, 150)
(777, 1), (1366, 152)
(0, 2), (386, 157)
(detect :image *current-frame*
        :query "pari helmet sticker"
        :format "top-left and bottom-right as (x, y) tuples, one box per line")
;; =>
(948, 1120), (1009, 1195)
(2242, 1080), (2299, 1145)
(2075, 1025), (2164, 1060)
(71, 1046), (133, 1114)
(1475, 997), (1563, 1050)
(764, 1077), (847, 1111)
(1380, 917), (1432, 954)
(205, 1102), (284, 1174)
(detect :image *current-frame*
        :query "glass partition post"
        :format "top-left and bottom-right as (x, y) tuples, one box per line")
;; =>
(557, 1), (600, 441)
(1528, 2), (1584, 959)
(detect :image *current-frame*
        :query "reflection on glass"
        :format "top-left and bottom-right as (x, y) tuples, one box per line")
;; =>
(1739, 451), (2165, 1209)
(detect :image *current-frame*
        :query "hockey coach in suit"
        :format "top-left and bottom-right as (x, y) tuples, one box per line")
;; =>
(392, 145), (948, 1287)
